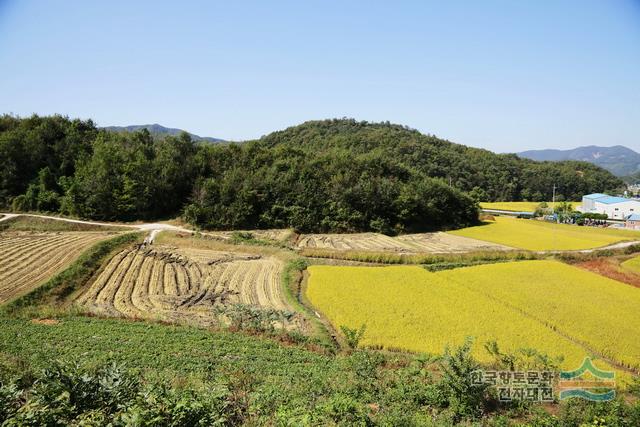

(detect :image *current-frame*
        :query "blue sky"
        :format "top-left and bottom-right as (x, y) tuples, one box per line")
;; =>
(1, 0), (639, 152)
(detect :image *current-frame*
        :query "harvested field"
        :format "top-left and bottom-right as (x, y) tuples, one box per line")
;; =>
(206, 229), (294, 243)
(75, 245), (299, 327)
(0, 231), (118, 303)
(296, 231), (509, 253)
(0, 215), (124, 232)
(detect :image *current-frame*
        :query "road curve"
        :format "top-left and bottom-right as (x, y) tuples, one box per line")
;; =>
(0, 212), (194, 244)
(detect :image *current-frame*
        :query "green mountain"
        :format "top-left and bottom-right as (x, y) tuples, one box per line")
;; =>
(517, 145), (640, 177)
(252, 119), (623, 201)
(102, 123), (224, 143)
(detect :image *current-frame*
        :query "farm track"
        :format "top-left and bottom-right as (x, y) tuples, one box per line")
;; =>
(0, 232), (117, 303)
(75, 245), (298, 327)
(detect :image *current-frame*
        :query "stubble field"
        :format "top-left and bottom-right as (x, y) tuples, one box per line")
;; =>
(296, 231), (509, 253)
(74, 242), (297, 327)
(0, 231), (119, 303)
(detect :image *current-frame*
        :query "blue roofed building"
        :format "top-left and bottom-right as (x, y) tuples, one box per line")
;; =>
(579, 193), (640, 220)
(626, 213), (640, 230)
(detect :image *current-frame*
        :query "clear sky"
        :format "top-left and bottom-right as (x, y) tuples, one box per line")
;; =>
(1, 0), (639, 152)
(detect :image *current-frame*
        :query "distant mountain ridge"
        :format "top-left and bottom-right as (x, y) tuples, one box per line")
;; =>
(102, 124), (224, 143)
(517, 145), (640, 177)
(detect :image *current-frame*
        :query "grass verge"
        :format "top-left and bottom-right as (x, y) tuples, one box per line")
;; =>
(281, 258), (336, 349)
(299, 247), (540, 265)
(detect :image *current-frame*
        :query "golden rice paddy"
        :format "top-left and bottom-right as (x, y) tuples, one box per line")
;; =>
(306, 260), (640, 374)
(448, 216), (638, 251)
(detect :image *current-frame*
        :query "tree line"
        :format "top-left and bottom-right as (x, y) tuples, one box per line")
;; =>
(0, 115), (624, 233)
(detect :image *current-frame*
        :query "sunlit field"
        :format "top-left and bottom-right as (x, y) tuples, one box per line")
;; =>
(621, 256), (640, 274)
(437, 261), (640, 371)
(307, 261), (639, 375)
(480, 201), (581, 212)
(448, 216), (638, 251)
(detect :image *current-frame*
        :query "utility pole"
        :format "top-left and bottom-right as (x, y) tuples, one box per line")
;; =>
(552, 184), (558, 223)
(551, 183), (558, 252)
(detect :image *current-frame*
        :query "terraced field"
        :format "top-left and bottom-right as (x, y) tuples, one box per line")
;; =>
(296, 231), (509, 253)
(75, 245), (295, 326)
(449, 216), (639, 251)
(621, 256), (640, 274)
(307, 260), (640, 375)
(0, 232), (117, 303)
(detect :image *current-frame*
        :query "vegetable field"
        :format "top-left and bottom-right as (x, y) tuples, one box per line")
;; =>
(448, 216), (638, 251)
(296, 231), (508, 253)
(75, 245), (296, 326)
(0, 232), (118, 303)
(306, 260), (640, 373)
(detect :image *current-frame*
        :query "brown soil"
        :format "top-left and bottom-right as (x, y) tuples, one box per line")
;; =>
(576, 258), (640, 288)
(30, 318), (60, 325)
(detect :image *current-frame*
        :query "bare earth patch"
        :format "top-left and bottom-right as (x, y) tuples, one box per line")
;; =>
(30, 318), (60, 326)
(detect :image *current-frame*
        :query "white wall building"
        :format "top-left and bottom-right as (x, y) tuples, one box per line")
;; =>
(579, 193), (640, 220)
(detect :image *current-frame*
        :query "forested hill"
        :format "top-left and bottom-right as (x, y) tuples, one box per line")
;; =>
(0, 115), (624, 234)
(254, 119), (624, 202)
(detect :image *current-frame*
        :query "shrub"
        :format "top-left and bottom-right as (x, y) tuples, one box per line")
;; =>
(438, 338), (489, 421)
(340, 324), (366, 349)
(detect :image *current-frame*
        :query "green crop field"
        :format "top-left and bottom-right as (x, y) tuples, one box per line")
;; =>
(306, 261), (640, 376)
(448, 216), (638, 251)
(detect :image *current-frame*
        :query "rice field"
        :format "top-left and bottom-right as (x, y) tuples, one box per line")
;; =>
(621, 256), (640, 274)
(0, 231), (118, 303)
(480, 201), (581, 212)
(306, 260), (640, 374)
(448, 216), (639, 251)
(75, 245), (298, 327)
